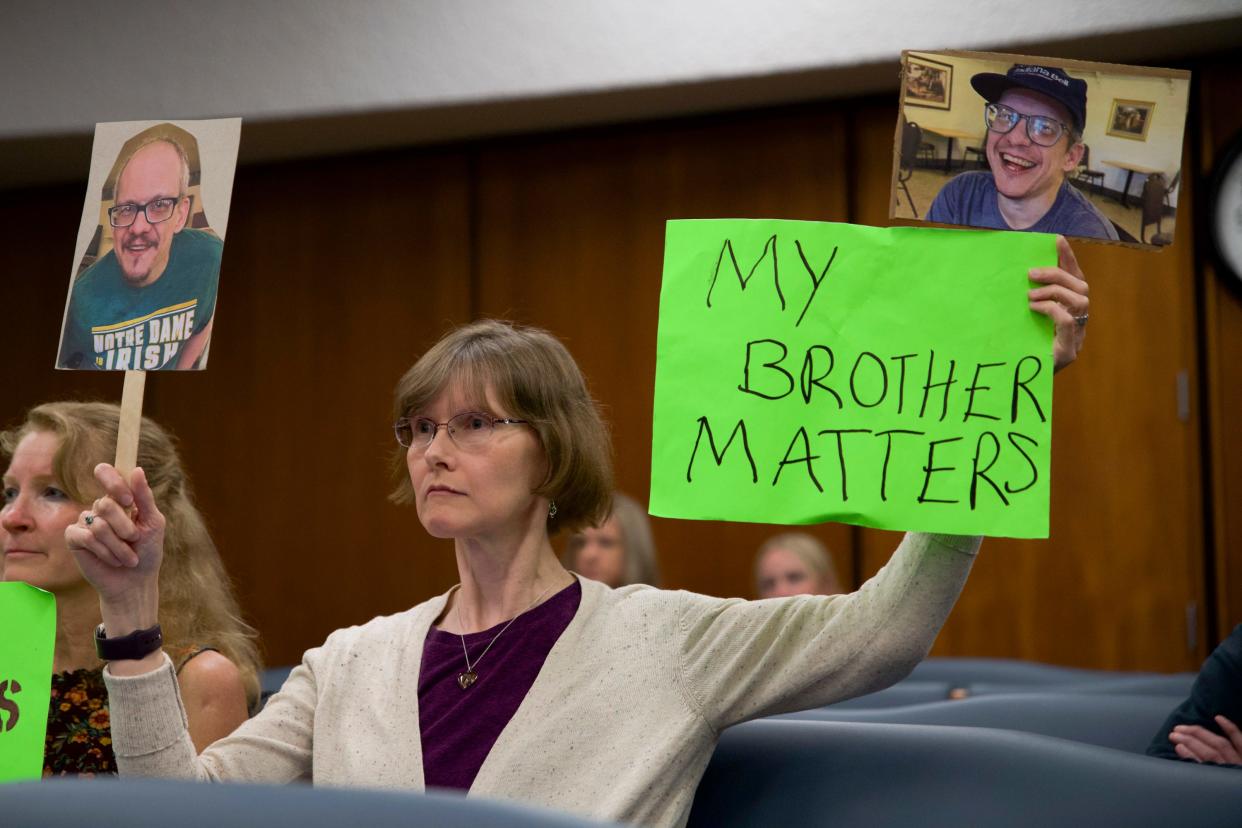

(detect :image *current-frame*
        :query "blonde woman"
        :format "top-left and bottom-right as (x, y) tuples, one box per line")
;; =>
(1, 402), (261, 774)
(755, 532), (842, 598)
(563, 492), (661, 587)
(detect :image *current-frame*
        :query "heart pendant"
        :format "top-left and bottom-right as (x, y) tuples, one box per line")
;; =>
(457, 670), (478, 690)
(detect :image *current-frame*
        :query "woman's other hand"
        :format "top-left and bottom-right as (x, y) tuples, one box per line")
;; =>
(1028, 235), (1089, 373)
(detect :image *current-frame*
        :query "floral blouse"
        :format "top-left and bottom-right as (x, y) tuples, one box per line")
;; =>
(43, 667), (114, 777)
(42, 647), (212, 776)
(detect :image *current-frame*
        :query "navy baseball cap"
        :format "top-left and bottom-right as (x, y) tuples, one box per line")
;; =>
(971, 64), (1088, 132)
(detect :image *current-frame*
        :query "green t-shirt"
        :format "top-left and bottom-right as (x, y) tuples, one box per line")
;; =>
(58, 227), (222, 370)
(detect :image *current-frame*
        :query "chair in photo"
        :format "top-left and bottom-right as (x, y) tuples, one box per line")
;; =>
(77, 224), (104, 273)
(1141, 173), (1173, 245)
(897, 119), (923, 217)
(1075, 144), (1106, 197)
(1163, 169), (1181, 211)
(963, 144), (987, 170)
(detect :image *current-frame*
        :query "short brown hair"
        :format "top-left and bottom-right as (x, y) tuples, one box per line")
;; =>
(390, 319), (613, 533)
(1, 401), (263, 709)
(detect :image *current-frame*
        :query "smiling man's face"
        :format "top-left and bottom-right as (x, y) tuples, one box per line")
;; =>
(111, 141), (190, 287)
(986, 88), (1084, 205)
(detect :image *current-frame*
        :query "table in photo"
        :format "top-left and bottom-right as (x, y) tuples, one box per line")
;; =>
(1101, 159), (1164, 209)
(922, 127), (984, 173)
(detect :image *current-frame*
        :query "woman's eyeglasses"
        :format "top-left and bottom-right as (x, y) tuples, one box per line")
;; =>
(394, 411), (530, 450)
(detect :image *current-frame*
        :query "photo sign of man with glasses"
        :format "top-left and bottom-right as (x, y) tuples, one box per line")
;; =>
(926, 64), (1119, 241)
(57, 120), (240, 371)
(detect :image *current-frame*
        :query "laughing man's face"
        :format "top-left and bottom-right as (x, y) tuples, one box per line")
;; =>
(985, 88), (1084, 205)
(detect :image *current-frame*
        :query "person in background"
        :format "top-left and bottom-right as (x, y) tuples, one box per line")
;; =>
(755, 532), (842, 599)
(1, 401), (261, 775)
(1148, 623), (1242, 768)
(562, 491), (660, 587)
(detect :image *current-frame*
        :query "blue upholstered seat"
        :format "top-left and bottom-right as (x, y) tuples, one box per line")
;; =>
(816, 680), (954, 709)
(775, 691), (1176, 753)
(4, 777), (611, 828)
(969, 673), (1195, 698)
(907, 656), (1124, 685)
(257, 665), (294, 709)
(901, 657), (1195, 699)
(689, 719), (1242, 827)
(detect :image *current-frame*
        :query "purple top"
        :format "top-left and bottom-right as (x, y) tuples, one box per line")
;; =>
(418, 579), (582, 790)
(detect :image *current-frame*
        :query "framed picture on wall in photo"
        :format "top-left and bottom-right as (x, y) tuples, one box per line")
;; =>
(1107, 99), (1156, 140)
(903, 55), (953, 110)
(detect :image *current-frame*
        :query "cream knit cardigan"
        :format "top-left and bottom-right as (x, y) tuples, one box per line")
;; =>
(105, 531), (979, 827)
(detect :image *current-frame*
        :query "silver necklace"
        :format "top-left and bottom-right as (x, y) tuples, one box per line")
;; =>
(455, 582), (556, 690)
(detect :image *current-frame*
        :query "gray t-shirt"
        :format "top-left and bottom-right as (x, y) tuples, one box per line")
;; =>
(926, 171), (1119, 241)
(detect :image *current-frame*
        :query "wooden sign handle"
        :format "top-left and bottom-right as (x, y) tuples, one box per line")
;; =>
(115, 370), (147, 475)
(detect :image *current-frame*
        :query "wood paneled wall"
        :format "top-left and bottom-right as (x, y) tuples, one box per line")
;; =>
(3, 56), (1236, 669)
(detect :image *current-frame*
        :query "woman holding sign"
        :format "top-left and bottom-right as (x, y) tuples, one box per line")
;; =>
(1, 402), (261, 775)
(79, 239), (1086, 826)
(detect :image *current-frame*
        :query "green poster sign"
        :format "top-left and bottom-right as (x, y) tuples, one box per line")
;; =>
(0, 582), (56, 782)
(650, 219), (1056, 539)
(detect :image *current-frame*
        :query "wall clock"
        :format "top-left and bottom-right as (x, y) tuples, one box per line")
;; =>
(1210, 130), (1242, 294)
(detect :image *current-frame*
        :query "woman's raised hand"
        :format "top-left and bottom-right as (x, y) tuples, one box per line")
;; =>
(64, 463), (165, 628)
(1027, 235), (1090, 373)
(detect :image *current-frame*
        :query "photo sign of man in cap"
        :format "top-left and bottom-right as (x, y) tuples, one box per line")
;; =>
(57, 120), (240, 371)
(927, 64), (1119, 241)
